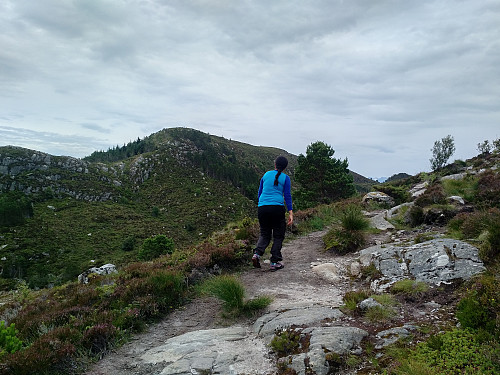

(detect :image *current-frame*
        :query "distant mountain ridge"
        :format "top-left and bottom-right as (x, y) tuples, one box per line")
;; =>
(0, 127), (373, 201)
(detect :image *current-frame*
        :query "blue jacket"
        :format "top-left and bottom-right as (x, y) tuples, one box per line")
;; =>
(257, 170), (293, 211)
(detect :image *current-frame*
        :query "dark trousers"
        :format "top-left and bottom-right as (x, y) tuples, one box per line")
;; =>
(254, 205), (286, 263)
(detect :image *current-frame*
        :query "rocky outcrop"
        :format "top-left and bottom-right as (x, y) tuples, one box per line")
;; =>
(78, 264), (117, 284)
(362, 191), (395, 206)
(0, 146), (124, 201)
(359, 238), (485, 292)
(139, 326), (274, 375)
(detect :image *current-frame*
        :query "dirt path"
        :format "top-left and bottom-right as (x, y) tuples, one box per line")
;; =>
(85, 230), (380, 375)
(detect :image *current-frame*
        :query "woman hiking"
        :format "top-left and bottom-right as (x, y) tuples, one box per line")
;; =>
(252, 155), (293, 271)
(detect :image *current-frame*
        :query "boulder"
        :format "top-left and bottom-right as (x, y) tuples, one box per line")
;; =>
(359, 238), (485, 292)
(78, 263), (117, 284)
(253, 306), (344, 338)
(369, 211), (395, 231)
(362, 192), (395, 207)
(409, 181), (429, 198)
(139, 326), (274, 375)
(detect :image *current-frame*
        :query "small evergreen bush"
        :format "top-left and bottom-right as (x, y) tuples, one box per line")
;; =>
(0, 321), (23, 359)
(403, 329), (500, 374)
(138, 235), (175, 260)
(270, 328), (301, 357)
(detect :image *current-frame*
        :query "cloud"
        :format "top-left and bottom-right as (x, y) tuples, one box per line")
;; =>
(0, 0), (499, 177)
(0, 126), (110, 157)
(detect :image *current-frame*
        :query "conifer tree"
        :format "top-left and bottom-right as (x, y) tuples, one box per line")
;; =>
(294, 141), (355, 209)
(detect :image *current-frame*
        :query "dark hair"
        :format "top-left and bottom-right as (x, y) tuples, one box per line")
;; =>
(274, 156), (288, 186)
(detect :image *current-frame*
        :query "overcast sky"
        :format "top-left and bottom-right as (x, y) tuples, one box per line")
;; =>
(1, 0), (499, 178)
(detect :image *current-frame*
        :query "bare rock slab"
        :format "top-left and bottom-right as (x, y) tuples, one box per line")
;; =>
(253, 306), (344, 337)
(140, 326), (273, 375)
(360, 238), (485, 291)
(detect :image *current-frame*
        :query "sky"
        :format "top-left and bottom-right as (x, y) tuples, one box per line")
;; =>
(1, 0), (499, 178)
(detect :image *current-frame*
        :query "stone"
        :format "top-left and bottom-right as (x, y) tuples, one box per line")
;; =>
(311, 263), (342, 282)
(139, 326), (274, 375)
(358, 298), (382, 310)
(359, 239), (485, 292)
(409, 181), (429, 197)
(369, 211), (395, 231)
(375, 324), (418, 349)
(447, 195), (465, 205)
(362, 192), (395, 207)
(253, 307), (344, 337)
(78, 263), (117, 284)
(386, 203), (414, 220)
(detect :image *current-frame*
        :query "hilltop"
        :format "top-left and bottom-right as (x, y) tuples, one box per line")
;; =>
(0, 127), (371, 289)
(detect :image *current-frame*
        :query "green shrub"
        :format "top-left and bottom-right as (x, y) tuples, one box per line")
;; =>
(340, 205), (370, 231)
(456, 297), (491, 331)
(476, 170), (500, 208)
(201, 275), (271, 317)
(270, 328), (301, 357)
(121, 236), (136, 252)
(4, 326), (81, 375)
(375, 185), (411, 205)
(407, 206), (425, 227)
(479, 221), (500, 263)
(414, 183), (446, 207)
(234, 217), (259, 241)
(405, 329), (500, 374)
(0, 321), (23, 359)
(456, 274), (499, 334)
(360, 263), (383, 280)
(138, 235), (175, 261)
(448, 208), (500, 239)
(342, 290), (370, 312)
(0, 192), (33, 227)
(82, 323), (117, 355)
(323, 227), (366, 254)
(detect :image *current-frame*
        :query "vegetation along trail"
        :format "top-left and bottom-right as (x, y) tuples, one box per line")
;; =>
(86, 229), (360, 375)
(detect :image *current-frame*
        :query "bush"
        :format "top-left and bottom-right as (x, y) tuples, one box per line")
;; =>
(406, 329), (499, 374)
(0, 321), (23, 359)
(323, 227), (366, 255)
(82, 323), (117, 354)
(3, 326), (81, 375)
(138, 235), (175, 261)
(375, 185), (411, 205)
(456, 274), (499, 334)
(340, 205), (370, 231)
(414, 183), (446, 207)
(479, 221), (500, 263)
(121, 236), (136, 252)
(201, 275), (271, 317)
(342, 290), (370, 312)
(407, 206), (425, 227)
(270, 328), (301, 357)
(476, 170), (500, 208)
(0, 192), (33, 227)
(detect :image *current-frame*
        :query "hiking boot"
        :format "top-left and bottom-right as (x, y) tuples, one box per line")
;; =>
(252, 254), (261, 268)
(270, 262), (284, 271)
